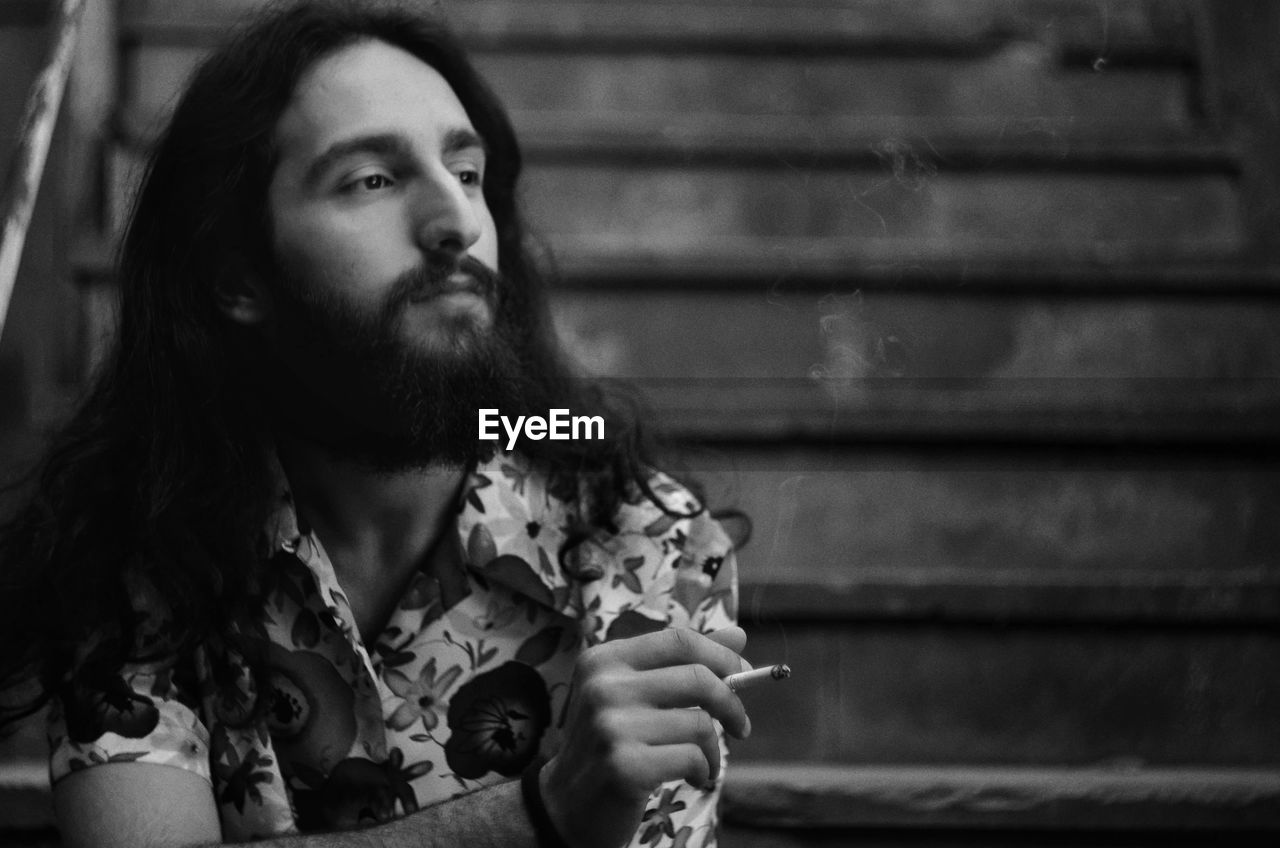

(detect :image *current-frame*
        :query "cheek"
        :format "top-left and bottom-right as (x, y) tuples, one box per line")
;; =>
(272, 209), (407, 297)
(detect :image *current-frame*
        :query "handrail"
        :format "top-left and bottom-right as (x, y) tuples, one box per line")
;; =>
(0, 0), (89, 341)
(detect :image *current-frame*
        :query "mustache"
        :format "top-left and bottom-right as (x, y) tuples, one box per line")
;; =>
(387, 254), (502, 310)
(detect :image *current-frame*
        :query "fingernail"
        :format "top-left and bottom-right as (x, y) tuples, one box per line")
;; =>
(740, 657), (753, 673)
(743, 715), (752, 739)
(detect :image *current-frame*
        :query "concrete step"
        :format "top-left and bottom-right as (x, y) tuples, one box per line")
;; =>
(100, 137), (1247, 283)
(67, 260), (1280, 442)
(116, 104), (1235, 172)
(626, 377), (1280, 443)
(122, 40), (1201, 141)
(502, 112), (1234, 170)
(721, 764), (1280, 832)
(732, 623), (1280, 765)
(552, 290), (1280, 380)
(123, 0), (1198, 62)
(545, 255), (1280, 294)
(549, 290), (1280, 443)
(517, 166), (1241, 258)
(4, 760), (1276, 841)
(690, 445), (1280, 624)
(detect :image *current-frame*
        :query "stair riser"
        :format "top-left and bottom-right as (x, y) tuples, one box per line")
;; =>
(523, 168), (1240, 250)
(551, 293), (1280, 382)
(733, 623), (1280, 766)
(691, 447), (1280, 589)
(124, 44), (1197, 135)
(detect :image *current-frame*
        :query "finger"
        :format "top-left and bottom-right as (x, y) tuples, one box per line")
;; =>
(609, 626), (750, 678)
(628, 665), (750, 739)
(621, 709), (723, 780)
(643, 743), (714, 792)
(704, 625), (748, 661)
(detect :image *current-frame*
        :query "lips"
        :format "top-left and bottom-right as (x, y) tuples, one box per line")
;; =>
(394, 255), (499, 308)
(408, 272), (486, 303)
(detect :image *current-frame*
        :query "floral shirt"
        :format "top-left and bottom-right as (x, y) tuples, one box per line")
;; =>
(46, 450), (738, 846)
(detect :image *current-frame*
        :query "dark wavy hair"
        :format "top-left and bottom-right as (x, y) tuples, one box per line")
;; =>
(0, 0), (671, 729)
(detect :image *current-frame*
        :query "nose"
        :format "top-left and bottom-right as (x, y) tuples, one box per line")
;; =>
(412, 168), (483, 258)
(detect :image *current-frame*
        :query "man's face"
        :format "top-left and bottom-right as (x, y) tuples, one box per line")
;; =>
(268, 38), (500, 357)
(253, 38), (546, 469)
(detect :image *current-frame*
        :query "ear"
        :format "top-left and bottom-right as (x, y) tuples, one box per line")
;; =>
(215, 275), (272, 326)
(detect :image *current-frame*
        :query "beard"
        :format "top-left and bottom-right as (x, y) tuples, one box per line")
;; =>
(261, 253), (563, 472)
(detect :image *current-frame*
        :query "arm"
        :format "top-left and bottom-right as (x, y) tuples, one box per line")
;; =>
(54, 762), (539, 848)
(54, 627), (750, 848)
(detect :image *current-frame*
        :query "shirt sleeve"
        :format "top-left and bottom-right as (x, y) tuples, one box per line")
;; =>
(46, 574), (213, 786)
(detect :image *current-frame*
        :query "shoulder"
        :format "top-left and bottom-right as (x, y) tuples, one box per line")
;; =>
(570, 465), (741, 640)
(461, 451), (739, 633)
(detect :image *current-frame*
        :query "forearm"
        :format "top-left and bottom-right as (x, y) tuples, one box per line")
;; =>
(209, 779), (538, 848)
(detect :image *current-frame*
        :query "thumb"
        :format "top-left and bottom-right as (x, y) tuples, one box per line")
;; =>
(703, 625), (748, 664)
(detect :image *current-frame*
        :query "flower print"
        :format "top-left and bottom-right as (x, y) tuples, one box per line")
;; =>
(264, 644), (356, 775)
(639, 786), (689, 846)
(471, 596), (522, 634)
(485, 470), (563, 579)
(444, 661), (550, 779)
(581, 595), (606, 644)
(60, 669), (160, 743)
(386, 657), (464, 732)
(499, 460), (529, 495)
(211, 726), (275, 815)
(612, 555), (647, 594)
(461, 470), (494, 513)
(606, 609), (667, 642)
(291, 749), (430, 831)
(467, 525), (558, 610)
(562, 536), (608, 582)
(673, 567), (714, 619)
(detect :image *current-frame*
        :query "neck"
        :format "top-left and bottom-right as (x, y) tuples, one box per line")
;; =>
(275, 434), (466, 581)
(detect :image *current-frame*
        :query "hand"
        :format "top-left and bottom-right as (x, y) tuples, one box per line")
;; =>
(539, 626), (751, 848)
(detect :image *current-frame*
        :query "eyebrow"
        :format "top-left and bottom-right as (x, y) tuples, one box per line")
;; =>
(303, 128), (488, 189)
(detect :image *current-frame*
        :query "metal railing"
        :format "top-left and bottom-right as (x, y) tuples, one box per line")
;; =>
(0, 0), (89, 341)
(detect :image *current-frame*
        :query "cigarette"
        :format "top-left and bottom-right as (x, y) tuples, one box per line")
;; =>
(723, 663), (791, 693)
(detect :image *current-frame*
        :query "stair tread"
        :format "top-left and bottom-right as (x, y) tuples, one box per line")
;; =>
(3, 758), (1274, 831)
(75, 229), (1280, 286)
(641, 382), (1280, 445)
(722, 763), (1280, 830)
(512, 113), (1237, 169)
(739, 572), (1280, 624)
(544, 244), (1280, 291)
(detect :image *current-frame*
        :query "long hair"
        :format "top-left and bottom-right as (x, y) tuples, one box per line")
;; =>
(0, 0), (668, 729)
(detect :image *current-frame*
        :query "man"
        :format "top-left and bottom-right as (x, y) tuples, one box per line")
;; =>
(0, 2), (747, 846)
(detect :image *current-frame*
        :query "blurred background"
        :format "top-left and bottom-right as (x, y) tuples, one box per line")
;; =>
(1, 0), (1278, 844)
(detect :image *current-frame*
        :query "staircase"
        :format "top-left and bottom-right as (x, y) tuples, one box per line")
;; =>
(3, 0), (1280, 844)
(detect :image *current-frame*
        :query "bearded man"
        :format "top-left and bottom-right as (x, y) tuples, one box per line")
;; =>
(0, 2), (747, 846)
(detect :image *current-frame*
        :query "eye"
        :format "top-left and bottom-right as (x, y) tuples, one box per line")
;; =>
(340, 170), (395, 194)
(359, 173), (393, 191)
(458, 168), (483, 187)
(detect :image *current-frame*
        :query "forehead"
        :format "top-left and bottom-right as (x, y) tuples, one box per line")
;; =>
(273, 38), (475, 159)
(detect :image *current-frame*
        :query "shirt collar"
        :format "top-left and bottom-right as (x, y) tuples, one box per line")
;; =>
(263, 450), (583, 620)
